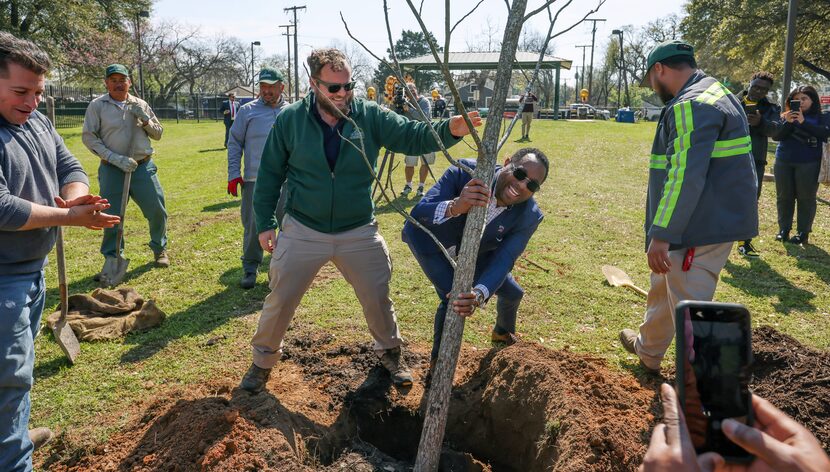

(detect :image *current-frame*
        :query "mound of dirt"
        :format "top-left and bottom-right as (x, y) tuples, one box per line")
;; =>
(751, 326), (830, 450)
(42, 325), (828, 471)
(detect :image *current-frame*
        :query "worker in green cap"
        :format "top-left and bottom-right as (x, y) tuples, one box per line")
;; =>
(82, 63), (170, 273)
(618, 40), (758, 373)
(227, 67), (287, 289)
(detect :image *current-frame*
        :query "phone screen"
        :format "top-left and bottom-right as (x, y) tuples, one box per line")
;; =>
(676, 302), (754, 462)
(790, 100), (801, 112)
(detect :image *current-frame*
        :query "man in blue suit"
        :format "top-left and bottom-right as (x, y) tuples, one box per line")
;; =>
(220, 92), (240, 147)
(402, 147), (548, 368)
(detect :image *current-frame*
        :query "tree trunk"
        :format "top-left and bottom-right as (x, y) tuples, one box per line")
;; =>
(412, 0), (528, 470)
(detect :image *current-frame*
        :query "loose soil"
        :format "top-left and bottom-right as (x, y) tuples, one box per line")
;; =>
(40, 325), (829, 471)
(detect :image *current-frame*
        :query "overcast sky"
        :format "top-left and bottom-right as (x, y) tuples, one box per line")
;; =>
(152, 0), (686, 85)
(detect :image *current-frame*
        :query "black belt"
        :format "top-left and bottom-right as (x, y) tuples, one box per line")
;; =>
(102, 156), (150, 166)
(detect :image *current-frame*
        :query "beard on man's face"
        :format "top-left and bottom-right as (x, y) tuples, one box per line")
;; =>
(316, 90), (352, 117)
(653, 79), (674, 104)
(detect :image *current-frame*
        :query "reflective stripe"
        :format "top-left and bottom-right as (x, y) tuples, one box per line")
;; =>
(694, 81), (730, 106)
(654, 101), (693, 228)
(711, 135), (751, 158)
(650, 153), (667, 169)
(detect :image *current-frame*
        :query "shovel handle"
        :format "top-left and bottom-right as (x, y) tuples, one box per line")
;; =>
(114, 171), (132, 255)
(56, 227), (68, 321)
(625, 283), (649, 298)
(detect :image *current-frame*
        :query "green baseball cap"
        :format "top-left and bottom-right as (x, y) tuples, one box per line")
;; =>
(640, 40), (695, 88)
(105, 64), (130, 78)
(258, 67), (285, 84)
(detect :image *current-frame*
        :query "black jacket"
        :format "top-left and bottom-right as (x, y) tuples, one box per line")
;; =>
(736, 90), (782, 165)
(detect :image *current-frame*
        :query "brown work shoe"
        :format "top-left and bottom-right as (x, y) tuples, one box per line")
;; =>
(154, 250), (170, 268)
(619, 329), (638, 355)
(29, 427), (53, 451)
(491, 330), (520, 345)
(379, 347), (413, 387)
(239, 362), (272, 394)
(639, 360), (661, 376)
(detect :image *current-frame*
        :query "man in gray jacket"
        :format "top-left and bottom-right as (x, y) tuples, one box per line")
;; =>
(0, 32), (119, 472)
(83, 64), (169, 272)
(227, 67), (287, 288)
(619, 40), (758, 373)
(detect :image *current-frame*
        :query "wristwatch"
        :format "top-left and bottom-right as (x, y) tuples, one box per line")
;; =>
(472, 287), (486, 308)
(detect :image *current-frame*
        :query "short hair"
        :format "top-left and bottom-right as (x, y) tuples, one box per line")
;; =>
(658, 55), (697, 71)
(750, 71), (774, 86)
(786, 85), (821, 115)
(307, 48), (350, 78)
(0, 31), (51, 77)
(508, 147), (550, 181)
(407, 83), (418, 93)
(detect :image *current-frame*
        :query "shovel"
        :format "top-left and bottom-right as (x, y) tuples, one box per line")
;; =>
(602, 265), (648, 298)
(52, 227), (80, 363)
(101, 171), (132, 287)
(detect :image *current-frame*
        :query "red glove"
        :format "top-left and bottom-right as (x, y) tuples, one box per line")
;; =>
(227, 177), (243, 197)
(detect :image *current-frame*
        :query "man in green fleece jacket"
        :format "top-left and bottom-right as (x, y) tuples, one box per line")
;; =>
(240, 48), (481, 392)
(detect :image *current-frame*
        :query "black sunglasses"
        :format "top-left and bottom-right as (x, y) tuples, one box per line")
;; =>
(512, 167), (541, 192)
(314, 77), (356, 94)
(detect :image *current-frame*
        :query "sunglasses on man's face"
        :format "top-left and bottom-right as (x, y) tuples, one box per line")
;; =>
(511, 167), (541, 192)
(314, 77), (356, 94)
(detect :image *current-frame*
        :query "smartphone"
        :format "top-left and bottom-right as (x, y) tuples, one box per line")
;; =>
(675, 301), (754, 463)
(744, 104), (758, 115)
(789, 100), (801, 112)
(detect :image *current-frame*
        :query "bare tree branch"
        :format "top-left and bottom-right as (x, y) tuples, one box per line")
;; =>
(548, 0), (606, 41)
(524, 0), (559, 22)
(450, 0), (486, 35)
(403, 0), (485, 153)
(504, 0), (512, 12)
(339, 12), (474, 175)
(444, 0), (451, 65)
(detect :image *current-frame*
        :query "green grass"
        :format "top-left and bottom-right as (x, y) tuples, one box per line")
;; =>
(32, 118), (830, 457)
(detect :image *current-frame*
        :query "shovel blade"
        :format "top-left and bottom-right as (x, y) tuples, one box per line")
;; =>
(51, 318), (80, 364)
(101, 255), (130, 287)
(602, 265), (633, 287)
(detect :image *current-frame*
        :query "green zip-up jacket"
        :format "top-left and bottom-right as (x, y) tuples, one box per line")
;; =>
(646, 70), (758, 250)
(254, 93), (462, 234)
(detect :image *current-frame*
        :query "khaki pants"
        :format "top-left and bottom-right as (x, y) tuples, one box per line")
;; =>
(251, 214), (402, 368)
(521, 112), (533, 136)
(635, 242), (732, 370)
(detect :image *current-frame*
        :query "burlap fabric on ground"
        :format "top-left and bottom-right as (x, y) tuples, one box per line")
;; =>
(46, 287), (165, 341)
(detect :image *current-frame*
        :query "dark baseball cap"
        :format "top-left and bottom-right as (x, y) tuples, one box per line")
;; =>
(258, 67), (285, 84)
(640, 40), (695, 88)
(105, 64), (130, 78)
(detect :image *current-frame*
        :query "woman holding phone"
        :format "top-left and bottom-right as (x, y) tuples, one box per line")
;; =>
(773, 85), (830, 245)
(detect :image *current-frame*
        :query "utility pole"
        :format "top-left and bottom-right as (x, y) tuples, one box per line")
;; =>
(585, 18), (606, 104)
(575, 45), (591, 96)
(284, 5), (306, 101)
(781, 0), (799, 109)
(280, 24), (294, 102)
(251, 41), (261, 98)
(135, 10), (150, 99)
(612, 29), (630, 108)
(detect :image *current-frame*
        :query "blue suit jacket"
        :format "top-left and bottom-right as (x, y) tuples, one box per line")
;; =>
(220, 100), (240, 124)
(402, 159), (544, 295)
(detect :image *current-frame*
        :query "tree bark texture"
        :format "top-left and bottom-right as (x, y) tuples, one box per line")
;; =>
(413, 0), (528, 470)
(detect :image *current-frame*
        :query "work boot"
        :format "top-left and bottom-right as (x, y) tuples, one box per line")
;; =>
(775, 230), (789, 242)
(619, 329), (638, 355)
(239, 362), (272, 394)
(154, 250), (170, 268)
(379, 347), (413, 387)
(416, 185), (425, 198)
(240, 271), (256, 289)
(491, 330), (520, 345)
(29, 427), (53, 451)
(789, 232), (809, 245)
(400, 184), (412, 197)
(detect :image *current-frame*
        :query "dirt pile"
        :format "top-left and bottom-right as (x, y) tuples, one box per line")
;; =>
(751, 326), (830, 450)
(41, 325), (829, 471)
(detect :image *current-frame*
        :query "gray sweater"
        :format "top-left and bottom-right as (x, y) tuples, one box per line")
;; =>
(227, 96), (286, 182)
(0, 111), (89, 274)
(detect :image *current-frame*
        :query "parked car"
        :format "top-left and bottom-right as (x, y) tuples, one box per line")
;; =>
(565, 103), (610, 120)
(641, 102), (663, 121)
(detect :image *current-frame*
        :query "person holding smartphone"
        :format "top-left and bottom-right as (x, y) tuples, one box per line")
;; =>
(736, 71), (783, 257)
(773, 85), (830, 245)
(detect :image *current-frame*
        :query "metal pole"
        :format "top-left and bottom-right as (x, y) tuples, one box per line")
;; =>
(284, 5), (306, 102)
(781, 0), (800, 109)
(576, 45), (590, 98)
(251, 41), (260, 97)
(586, 18), (606, 104)
(553, 64), (560, 120)
(621, 32), (630, 107)
(281, 25), (294, 101)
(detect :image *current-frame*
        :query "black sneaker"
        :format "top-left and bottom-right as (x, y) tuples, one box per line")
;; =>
(789, 232), (809, 245)
(240, 271), (256, 289)
(738, 241), (760, 257)
(775, 230), (789, 242)
(379, 347), (413, 387)
(239, 362), (272, 393)
(416, 186), (425, 198)
(401, 184), (412, 197)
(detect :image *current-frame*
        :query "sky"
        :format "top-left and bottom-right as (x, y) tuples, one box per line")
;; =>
(151, 0), (686, 85)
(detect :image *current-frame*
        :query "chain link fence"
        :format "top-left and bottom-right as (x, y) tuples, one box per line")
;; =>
(38, 84), (240, 128)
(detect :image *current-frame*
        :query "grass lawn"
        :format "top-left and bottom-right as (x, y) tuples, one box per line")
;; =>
(33, 118), (830, 457)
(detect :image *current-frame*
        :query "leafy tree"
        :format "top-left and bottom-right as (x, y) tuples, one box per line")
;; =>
(682, 0), (830, 89)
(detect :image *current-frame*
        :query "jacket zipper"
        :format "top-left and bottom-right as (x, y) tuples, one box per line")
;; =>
(330, 171), (335, 232)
